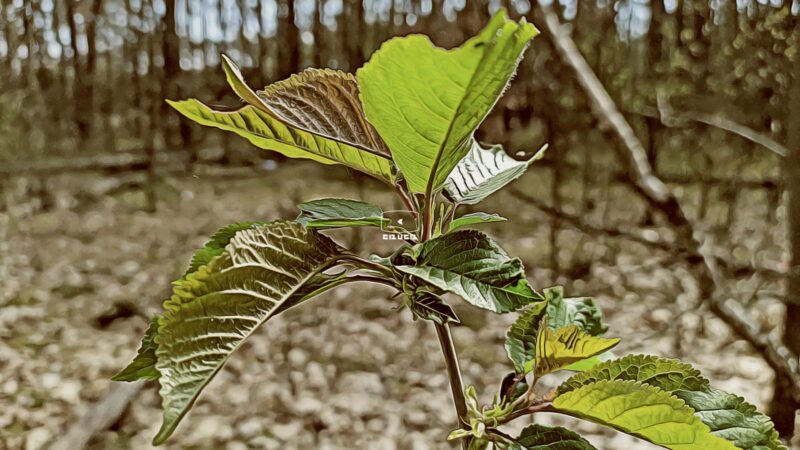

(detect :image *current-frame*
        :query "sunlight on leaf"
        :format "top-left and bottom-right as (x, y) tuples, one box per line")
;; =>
(357, 9), (538, 194)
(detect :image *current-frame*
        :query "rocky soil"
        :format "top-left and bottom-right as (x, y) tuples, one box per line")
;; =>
(1, 162), (796, 449)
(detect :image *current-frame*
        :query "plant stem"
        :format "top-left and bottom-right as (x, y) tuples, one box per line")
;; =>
(434, 321), (470, 450)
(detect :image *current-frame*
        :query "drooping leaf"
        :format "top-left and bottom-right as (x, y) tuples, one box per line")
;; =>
(558, 355), (785, 450)
(448, 212), (507, 233)
(407, 291), (460, 324)
(185, 221), (266, 275)
(113, 316), (161, 382)
(395, 230), (542, 313)
(552, 380), (737, 450)
(509, 424), (599, 450)
(168, 57), (396, 184)
(152, 221), (346, 444)
(445, 143), (547, 205)
(357, 9), (538, 193)
(535, 325), (620, 377)
(296, 198), (387, 229)
(675, 388), (785, 450)
(545, 287), (608, 336)
(505, 303), (548, 373)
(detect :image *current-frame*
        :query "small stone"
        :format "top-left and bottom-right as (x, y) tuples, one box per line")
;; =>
(336, 371), (383, 395)
(306, 362), (328, 389)
(292, 395), (322, 415)
(287, 348), (309, 367)
(225, 441), (248, 450)
(53, 380), (81, 403)
(237, 417), (263, 438)
(25, 427), (52, 450)
(270, 422), (303, 441)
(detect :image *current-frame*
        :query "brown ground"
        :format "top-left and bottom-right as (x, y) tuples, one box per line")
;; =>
(1, 161), (796, 449)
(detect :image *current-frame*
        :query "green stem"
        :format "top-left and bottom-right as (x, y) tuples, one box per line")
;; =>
(434, 321), (470, 450)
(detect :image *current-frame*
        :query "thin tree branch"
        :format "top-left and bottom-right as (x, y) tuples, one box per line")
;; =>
(537, 3), (800, 403)
(654, 93), (788, 158)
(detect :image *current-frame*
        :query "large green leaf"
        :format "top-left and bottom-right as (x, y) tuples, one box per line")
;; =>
(509, 424), (599, 450)
(296, 198), (387, 229)
(535, 325), (620, 377)
(445, 143), (547, 205)
(552, 380), (737, 450)
(395, 230), (542, 313)
(558, 355), (785, 449)
(169, 57), (396, 183)
(545, 287), (608, 336)
(151, 221), (346, 444)
(448, 212), (507, 233)
(505, 303), (548, 373)
(357, 9), (537, 194)
(112, 316), (161, 382)
(185, 221), (266, 275)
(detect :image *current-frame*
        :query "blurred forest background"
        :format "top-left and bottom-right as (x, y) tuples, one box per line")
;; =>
(2, 0), (800, 449)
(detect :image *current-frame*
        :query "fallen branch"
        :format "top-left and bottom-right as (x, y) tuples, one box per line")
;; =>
(46, 383), (144, 450)
(655, 93), (788, 158)
(537, 3), (800, 402)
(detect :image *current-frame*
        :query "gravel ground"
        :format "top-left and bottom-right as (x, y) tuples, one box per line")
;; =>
(1, 162), (796, 450)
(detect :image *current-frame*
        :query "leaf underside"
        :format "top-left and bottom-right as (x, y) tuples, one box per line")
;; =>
(169, 57), (396, 184)
(112, 316), (161, 382)
(534, 324), (620, 377)
(357, 9), (538, 193)
(186, 221), (267, 275)
(152, 221), (345, 444)
(552, 380), (738, 450)
(296, 197), (387, 228)
(445, 142), (547, 205)
(396, 230), (542, 313)
(557, 355), (785, 450)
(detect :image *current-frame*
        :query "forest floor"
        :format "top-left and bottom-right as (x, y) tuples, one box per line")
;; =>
(1, 162), (797, 450)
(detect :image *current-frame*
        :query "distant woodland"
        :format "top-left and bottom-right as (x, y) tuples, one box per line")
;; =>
(3, 0), (800, 439)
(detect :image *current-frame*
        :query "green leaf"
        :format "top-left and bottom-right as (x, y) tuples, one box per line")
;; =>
(552, 380), (738, 450)
(152, 221), (346, 444)
(675, 389), (785, 450)
(186, 221), (266, 275)
(535, 325), (620, 377)
(448, 212), (507, 233)
(562, 355), (607, 372)
(357, 9), (537, 194)
(296, 198), (387, 229)
(557, 354), (709, 394)
(395, 230), (542, 313)
(509, 424), (599, 450)
(407, 291), (460, 325)
(545, 287), (608, 336)
(112, 316), (161, 382)
(169, 57), (396, 184)
(505, 303), (548, 373)
(558, 355), (785, 450)
(445, 143), (547, 205)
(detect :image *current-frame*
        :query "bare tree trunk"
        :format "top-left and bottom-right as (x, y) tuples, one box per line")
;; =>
(277, 0), (299, 78)
(770, 27), (800, 436)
